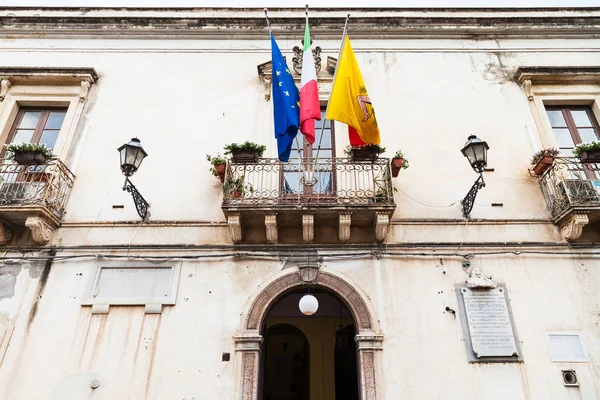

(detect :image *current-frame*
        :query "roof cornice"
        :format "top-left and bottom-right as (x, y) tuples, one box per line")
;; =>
(0, 8), (599, 40)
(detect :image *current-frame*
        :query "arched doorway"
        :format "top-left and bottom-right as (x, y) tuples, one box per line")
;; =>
(235, 268), (383, 400)
(261, 289), (359, 400)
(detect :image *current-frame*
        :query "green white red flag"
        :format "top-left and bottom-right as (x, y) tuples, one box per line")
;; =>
(299, 16), (320, 145)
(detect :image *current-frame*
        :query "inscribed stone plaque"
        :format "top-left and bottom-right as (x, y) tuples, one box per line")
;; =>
(95, 267), (172, 301)
(462, 288), (518, 357)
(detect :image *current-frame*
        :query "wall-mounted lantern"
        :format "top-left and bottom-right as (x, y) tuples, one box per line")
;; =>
(118, 137), (150, 220)
(460, 135), (489, 218)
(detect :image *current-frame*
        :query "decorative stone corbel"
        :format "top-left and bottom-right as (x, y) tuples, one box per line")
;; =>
(355, 333), (384, 351)
(302, 214), (314, 243)
(79, 80), (90, 102)
(339, 212), (351, 243)
(0, 221), (12, 245)
(560, 212), (589, 241)
(522, 79), (534, 101)
(298, 263), (319, 284)
(265, 213), (278, 244)
(257, 60), (272, 101)
(0, 78), (11, 101)
(227, 213), (242, 243)
(464, 264), (497, 289)
(24, 216), (54, 244)
(373, 212), (390, 242)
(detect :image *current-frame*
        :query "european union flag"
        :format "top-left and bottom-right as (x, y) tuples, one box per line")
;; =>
(271, 33), (300, 162)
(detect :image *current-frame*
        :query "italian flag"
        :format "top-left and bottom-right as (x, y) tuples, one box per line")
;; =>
(299, 16), (320, 145)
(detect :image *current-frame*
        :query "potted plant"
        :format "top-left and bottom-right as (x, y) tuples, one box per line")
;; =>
(224, 141), (266, 163)
(345, 144), (386, 162)
(573, 141), (600, 163)
(530, 148), (559, 176)
(4, 143), (55, 165)
(206, 154), (227, 183)
(223, 176), (254, 199)
(391, 150), (409, 177)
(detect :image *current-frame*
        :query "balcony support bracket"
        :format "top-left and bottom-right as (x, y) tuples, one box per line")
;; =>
(0, 221), (12, 245)
(374, 212), (390, 242)
(560, 212), (589, 242)
(302, 214), (314, 243)
(265, 213), (278, 244)
(227, 213), (243, 243)
(339, 212), (352, 243)
(25, 216), (55, 245)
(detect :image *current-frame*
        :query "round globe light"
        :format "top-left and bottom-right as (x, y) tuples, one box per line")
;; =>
(299, 294), (319, 316)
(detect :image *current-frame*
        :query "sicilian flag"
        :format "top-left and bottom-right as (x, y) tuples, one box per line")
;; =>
(299, 16), (320, 145)
(326, 34), (381, 145)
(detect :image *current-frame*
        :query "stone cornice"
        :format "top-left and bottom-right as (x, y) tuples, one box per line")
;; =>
(0, 8), (599, 40)
(0, 67), (99, 85)
(515, 66), (600, 85)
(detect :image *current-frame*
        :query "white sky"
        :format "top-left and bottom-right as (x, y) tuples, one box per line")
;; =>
(0, 0), (598, 7)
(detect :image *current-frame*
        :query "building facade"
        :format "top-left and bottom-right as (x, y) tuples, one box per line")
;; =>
(0, 6), (599, 400)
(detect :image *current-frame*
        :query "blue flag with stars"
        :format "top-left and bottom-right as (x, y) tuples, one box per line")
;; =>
(271, 33), (300, 162)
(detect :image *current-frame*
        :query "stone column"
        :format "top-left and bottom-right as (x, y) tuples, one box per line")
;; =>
(234, 333), (263, 400)
(355, 333), (383, 400)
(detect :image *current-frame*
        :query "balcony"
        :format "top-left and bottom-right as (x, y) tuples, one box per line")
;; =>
(221, 157), (396, 244)
(0, 158), (75, 244)
(538, 157), (600, 241)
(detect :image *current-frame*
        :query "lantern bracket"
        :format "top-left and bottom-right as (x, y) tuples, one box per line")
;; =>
(123, 177), (150, 220)
(461, 173), (485, 218)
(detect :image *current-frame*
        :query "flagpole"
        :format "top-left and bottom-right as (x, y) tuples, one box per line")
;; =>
(312, 13), (350, 168)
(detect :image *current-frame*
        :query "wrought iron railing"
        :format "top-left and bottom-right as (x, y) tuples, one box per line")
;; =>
(538, 157), (600, 219)
(222, 157), (394, 207)
(0, 157), (75, 220)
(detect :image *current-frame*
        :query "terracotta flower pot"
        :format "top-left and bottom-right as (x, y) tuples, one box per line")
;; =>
(231, 150), (259, 163)
(13, 151), (48, 165)
(578, 150), (600, 163)
(531, 155), (554, 176)
(231, 189), (243, 199)
(215, 163), (226, 183)
(391, 157), (403, 177)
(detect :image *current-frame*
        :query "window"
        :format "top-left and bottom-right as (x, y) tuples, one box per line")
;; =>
(1, 108), (67, 157)
(284, 109), (336, 196)
(545, 106), (600, 156)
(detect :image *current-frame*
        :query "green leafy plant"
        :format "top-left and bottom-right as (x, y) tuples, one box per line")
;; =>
(223, 141), (266, 157)
(530, 148), (559, 165)
(206, 153), (227, 177)
(373, 185), (398, 203)
(393, 150), (410, 169)
(344, 143), (386, 156)
(223, 176), (254, 195)
(573, 141), (600, 157)
(4, 142), (55, 159)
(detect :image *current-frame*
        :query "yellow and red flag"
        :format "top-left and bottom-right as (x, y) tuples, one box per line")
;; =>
(326, 35), (380, 145)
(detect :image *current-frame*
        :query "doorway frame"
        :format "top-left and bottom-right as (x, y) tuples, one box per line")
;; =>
(234, 268), (383, 400)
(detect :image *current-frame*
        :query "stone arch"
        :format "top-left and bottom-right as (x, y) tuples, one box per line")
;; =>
(234, 267), (383, 400)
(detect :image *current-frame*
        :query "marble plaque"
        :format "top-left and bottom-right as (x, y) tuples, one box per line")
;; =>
(462, 288), (518, 357)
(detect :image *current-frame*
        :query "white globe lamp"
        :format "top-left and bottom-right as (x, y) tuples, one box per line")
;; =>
(299, 294), (319, 316)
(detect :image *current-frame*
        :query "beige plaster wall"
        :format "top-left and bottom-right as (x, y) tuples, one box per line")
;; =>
(0, 254), (599, 399)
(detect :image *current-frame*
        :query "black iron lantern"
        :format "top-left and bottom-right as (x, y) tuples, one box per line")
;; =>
(461, 135), (489, 173)
(460, 135), (490, 218)
(118, 137), (148, 177)
(117, 138), (150, 220)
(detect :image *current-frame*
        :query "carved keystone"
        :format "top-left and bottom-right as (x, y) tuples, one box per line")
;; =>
(265, 213), (278, 244)
(560, 213), (589, 241)
(374, 212), (390, 242)
(227, 213), (242, 243)
(25, 216), (55, 244)
(339, 212), (351, 243)
(302, 214), (314, 243)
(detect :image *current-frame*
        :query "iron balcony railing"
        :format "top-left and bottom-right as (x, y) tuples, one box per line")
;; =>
(222, 157), (395, 207)
(538, 157), (600, 220)
(0, 157), (75, 220)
